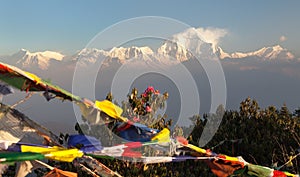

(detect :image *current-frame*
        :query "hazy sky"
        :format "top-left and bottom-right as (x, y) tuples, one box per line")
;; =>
(1, 0), (300, 56)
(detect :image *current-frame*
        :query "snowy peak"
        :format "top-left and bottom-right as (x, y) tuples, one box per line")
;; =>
(218, 45), (295, 60)
(215, 46), (231, 59)
(75, 46), (154, 61)
(77, 48), (108, 57)
(109, 46), (153, 60)
(9, 49), (65, 70)
(252, 45), (294, 60)
(156, 27), (223, 62)
(16, 49), (64, 61)
(71, 46), (155, 67)
(157, 41), (192, 62)
(74, 48), (108, 64)
(157, 32), (203, 62)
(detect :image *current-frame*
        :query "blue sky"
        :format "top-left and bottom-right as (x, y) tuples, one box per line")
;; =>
(1, 0), (300, 56)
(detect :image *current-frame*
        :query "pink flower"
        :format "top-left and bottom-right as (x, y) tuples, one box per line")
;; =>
(133, 116), (140, 122)
(146, 105), (152, 113)
(146, 86), (155, 94)
(141, 93), (147, 98)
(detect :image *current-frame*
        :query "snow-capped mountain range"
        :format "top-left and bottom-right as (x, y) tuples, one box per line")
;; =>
(1, 42), (296, 70)
(215, 45), (294, 60)
(4, 48), (65, 70)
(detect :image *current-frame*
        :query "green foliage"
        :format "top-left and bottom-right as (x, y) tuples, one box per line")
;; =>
(189, 97), (300, 175)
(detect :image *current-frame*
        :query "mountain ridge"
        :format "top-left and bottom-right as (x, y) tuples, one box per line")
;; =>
(2, 43), (296, 70)
(3, 49), (65, 70)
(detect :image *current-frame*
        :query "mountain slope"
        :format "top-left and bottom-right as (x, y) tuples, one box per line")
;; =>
(216, 45), (295, 60)
(6, 49), (65, 70)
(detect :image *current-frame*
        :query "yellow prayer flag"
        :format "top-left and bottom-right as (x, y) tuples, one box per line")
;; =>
(94, 100), (127, 121)
(24, 71), (42, 85)
(186, 144), (206, 154)
(151, 128), (170, 143)
(45, 149), (83, 162)
(223, 155), (240, 162)
(21, 145), (83, 162)
(21, 145), (64, 153)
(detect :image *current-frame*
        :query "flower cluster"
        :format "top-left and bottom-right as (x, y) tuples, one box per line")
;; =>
(125, 86), (168, 123)
(140, 86), (160, 112)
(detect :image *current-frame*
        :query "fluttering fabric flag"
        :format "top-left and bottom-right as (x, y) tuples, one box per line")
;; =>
(246, 164), (274, 176)
(205, 157), (245, 177)
(283, 171), (300, 177)
(48, 149), (83, 162)
(0, 105), (36, 144)
(88, 140), (168, 158)
(0, 140), (15, 150)
(0, 152), (45, 163)
(21, 145), (83, 162)
(77, 100), (108, 125)
(95, 100), (126, 121)
(0, 62), (125, 124)
(141, 156), (214, 164)
(113, 122), (159, 142)
(182, 142), (207, 155)
(0, 84), (14, 94)
(88, 142), (143, 158)
(78, 99), (127, 125)
(273, 170), (290, 177)
(43, 168), (77, 177)
(0, 103), (59, 147)
(2, 136), (299, 176)
(0, 83), (14, 101)
(67, 134), (103, 153)
(236, 163), (300, 177)
(151, 128), (170, 143)
(0, 62), (80, 101)
(175, 136), (299, 177)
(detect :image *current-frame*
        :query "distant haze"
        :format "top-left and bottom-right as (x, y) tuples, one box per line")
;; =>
(1, 29), (300, 133)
